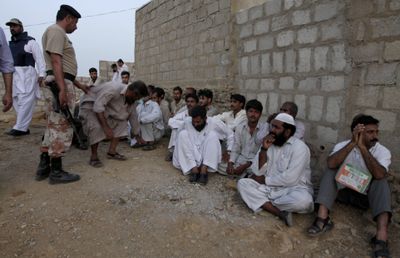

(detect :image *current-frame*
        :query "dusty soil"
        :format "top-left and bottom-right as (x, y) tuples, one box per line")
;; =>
(0, 119), (399, 258)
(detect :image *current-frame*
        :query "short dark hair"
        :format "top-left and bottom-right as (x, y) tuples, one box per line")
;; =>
(111, 63), (117, 69)
(351, 114), (379, 131)
(117, 59), (124, 63)
(198, 88), (213, 100)
(281, 102), (298, 117)
(231, 94), (246, 105)
(121, 71), (130, 77)
(153, 87), (165, 98)
(127, 80), (148, 97)
(245, 99), (263, 113)
(89, 67), (97, 73)
(185, 93), (199, 103)
(173, 86), (183, 94)
(186, 87), (197, 96)
(190, 105), (207, 119)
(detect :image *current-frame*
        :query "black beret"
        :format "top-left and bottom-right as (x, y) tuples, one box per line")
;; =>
(60, 4), (81, 18)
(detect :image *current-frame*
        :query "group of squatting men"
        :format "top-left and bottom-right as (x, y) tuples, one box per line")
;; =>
(0, 4), (394, 258)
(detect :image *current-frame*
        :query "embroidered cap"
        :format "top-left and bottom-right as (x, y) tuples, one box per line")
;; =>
(274, 113), (295, 126)
(6, 18), (23, 26)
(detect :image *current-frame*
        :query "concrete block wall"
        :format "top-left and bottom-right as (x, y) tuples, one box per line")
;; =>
(347, 0), (400, 169)
(235, 0), (350, 172)
(135, 0), (234, 107)
(99, 60), (136, 81)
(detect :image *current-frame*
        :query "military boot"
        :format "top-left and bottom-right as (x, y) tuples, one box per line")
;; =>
(35, 152), (50, 181)
(49, 157), (80, 184)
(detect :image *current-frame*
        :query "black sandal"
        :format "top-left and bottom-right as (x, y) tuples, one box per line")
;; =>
(307, 216), (334, 237)
(371, 236), (390, 258)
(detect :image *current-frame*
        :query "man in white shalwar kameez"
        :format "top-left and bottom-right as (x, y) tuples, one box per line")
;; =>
(173, 105), (234, 185)
(213, 94), (247, 132)
(165, 93), (199, 161)
(5, 18), (45, 136)
(237, 113), (313, 227)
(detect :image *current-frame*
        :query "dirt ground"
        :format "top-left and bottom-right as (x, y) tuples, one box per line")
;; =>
(0, 118), (399, 258)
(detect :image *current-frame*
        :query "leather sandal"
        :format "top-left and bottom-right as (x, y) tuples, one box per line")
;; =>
(89, 159), (103, 168)
(307, 216), (334, 237)
(107, 152), (127, 161)
(371, 236), (390, 258)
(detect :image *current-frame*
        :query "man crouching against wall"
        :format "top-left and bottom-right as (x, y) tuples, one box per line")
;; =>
(237, 113), (313, 227)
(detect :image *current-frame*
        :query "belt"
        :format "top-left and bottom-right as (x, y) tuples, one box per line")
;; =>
(46, 70), (76, 82)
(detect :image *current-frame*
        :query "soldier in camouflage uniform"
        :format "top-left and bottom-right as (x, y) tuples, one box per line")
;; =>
(36, 5), (89, 184)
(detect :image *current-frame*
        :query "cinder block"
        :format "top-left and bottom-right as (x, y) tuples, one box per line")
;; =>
(259, 35), (274, 50)
(390, 0), (400, 10)
(352, 43), (381, 63)
(279, 76), (295, 90)
(250, 55), (260, 75)
(249, 5), (264, 20)
(272, 52), (284, 73)
(298, 48), (311, 72)
(265, 0), (282, 16)
(261, 53), (271, 74)
(365, 109), (397, 132)
(355, 86), (380, 108)
(299, 77), (318, 91)
(317, 126), (338, 144)
(208, 1), (219, 15)
(297, 27), (318, 44)
(371, 16), (400, 38)
(284, 0), (303, 10)
(271, 14), (289, 31)
(292, 10), (310, 25)
(383, 87), (400, 109)
(331, 43), (347, 71)
(240, 24), (253, 38)
(384, 41), (400, 61)
(314, 46), (329, 71)
(268, 92), (280, 114)
(366, 63), (397, 85)
(240, 56), (249, 75)
(294, 94), (306, 119)
(326, 96), (343, 123)
(257, 93), (268, 112)
(236, 9), (248, 25)
(321, 75), (345, 92)
(260, 78), (275, 90)
(314, 1), (338, 22)
(245, 79), (260, 90)
(244, 39), (257, 53)
(277, 30), (294, 47)
(285, 49), (296, 73)
(254, 19), (270, 35)
(309, 96), (324, 121)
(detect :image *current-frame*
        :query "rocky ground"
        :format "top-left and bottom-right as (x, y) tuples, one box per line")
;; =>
(0, 118), (399, 258)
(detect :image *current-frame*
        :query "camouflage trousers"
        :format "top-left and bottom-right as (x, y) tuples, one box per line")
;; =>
(40, 77), (76, 158)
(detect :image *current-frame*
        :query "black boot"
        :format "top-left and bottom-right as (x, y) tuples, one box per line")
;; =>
(36, 152), (50, 181)
(49, 157), (80, 184)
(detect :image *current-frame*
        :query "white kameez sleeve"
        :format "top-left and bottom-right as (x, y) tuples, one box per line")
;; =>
(26, 40), (46, 77)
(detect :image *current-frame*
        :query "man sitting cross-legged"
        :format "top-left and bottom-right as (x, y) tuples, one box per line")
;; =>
(213, 94), (247, 132)
(307, 114), (392, 258)
(173, 105), (233, 185)
(218, 99), (262, 177)
(237, 113), (313, 227)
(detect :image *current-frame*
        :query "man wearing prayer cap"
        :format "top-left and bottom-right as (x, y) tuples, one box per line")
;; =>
(237, 113), (314, 227)
(36, 4), (89, 184)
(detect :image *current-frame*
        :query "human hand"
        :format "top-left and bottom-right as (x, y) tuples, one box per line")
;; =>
(262, 133), (275, 150)
(38, 76), (44, 86)
(226, 162), (234, 175)
(104, 126), (114, 139)
(2, 93), (12, 112)
(58, 90), (68, 108)
(351, 123), (364, 145)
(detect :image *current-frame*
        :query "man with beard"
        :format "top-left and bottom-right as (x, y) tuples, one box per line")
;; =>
(237, 113), (313, 226)
(80, 80), (145, 167)
(88, 67), (103, 86)
(307, 114), (392, 258)
(173, 105), (233, 185)
(170, 86), (185, 116)
(5, 18), (46, 136)
(165, 93), (199, 161)
(217, 99), (262, 176)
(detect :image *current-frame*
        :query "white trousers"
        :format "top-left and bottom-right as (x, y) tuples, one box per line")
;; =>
(173, 129), (221, 175)
(140, 123), (163, 142)
(12, 90), (37, 131)
(237, 178), (313, 213)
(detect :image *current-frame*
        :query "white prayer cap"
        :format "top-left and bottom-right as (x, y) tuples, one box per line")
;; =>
(274, 113), (295, 126)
